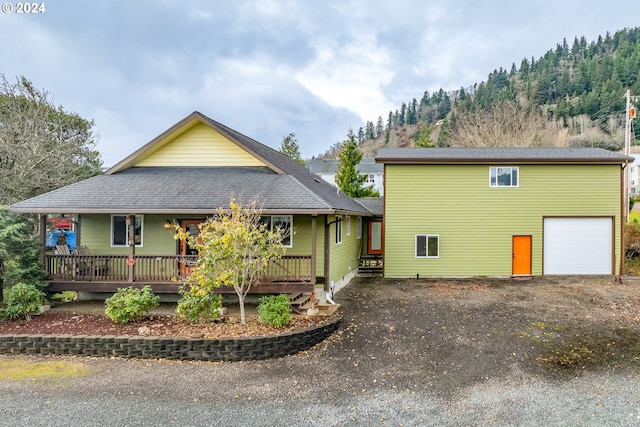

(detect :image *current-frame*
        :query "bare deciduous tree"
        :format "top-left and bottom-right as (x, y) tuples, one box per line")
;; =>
(449, 101), (557, 148)
(0, 75), (102, 205)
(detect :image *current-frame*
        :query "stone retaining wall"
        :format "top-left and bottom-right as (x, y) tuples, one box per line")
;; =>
(0, 317), (341, 362)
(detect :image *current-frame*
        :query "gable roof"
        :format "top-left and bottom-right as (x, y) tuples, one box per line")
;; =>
(376, 147), (634, 164)
(9, 112), (372, 216)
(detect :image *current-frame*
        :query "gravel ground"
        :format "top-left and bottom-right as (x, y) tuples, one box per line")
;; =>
(1, 275), (640, 426)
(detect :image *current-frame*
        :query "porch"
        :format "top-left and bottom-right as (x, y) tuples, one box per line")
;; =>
(43, 254), (317, 294)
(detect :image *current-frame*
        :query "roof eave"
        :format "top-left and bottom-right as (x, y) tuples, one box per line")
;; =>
(8, 207), (371, 216)
(376, 157), (632, 165)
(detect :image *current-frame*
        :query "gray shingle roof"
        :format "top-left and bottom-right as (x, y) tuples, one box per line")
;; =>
(308, 158), (383, 174)
(355, 197), (384, 216)
(9, 112), (372, 215)
(376, 147), (634, 164)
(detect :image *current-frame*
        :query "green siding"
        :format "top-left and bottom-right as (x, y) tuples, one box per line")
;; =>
(384, 164), (622, 277)
(328, 215), (361, 283)
(79, 215), (177, 255)
(78, 214), (334, 279)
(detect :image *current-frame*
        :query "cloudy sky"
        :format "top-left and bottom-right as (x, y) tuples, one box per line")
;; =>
(1, 1), (637, 166)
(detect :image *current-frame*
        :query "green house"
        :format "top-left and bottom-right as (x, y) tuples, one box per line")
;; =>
(376, 147), (633, 277)
(9, 112), (373, 300)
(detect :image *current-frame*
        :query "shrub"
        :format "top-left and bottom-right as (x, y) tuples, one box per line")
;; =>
(624, 222), (640, 258)
(104, 285), (160, 323)
(257, 294), (292, 328)
(175, 286), (222, 323)
(0, 282), (46, 320)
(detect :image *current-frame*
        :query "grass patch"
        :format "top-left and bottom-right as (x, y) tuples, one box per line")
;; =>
(535, 328), (640, 372)
(0, 359), (89, 382)
(624, 256), (640, 275)
(50, 291), (77, 302)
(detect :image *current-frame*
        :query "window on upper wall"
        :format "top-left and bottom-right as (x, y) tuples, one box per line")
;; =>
(490, 167), (519, 187)
(260, 215), (293, 247)
(335, 216), (343, 244)
(356, 217), (362, 239)
(345, 215), (351, 235)
(415, 234), (439, 258)
(111, 215), (143, 247)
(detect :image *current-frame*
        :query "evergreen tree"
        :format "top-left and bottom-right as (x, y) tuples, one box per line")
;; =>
(278, 132), (305, 165)
(376, 116), (384, 137)
(410, 98), (418, 124)
(0, 207), (46, 296)
(414, 123), (433, 147)
(399, 103), (406, 125)
(365, 121), (375, 139)
(335, 130), (379, 198)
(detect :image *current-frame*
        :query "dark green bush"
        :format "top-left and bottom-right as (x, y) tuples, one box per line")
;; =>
(257, 294), (292, 328)
(104, 285), (160, 323)
(175, 286), (222, 322)
(0, 282), (46, 320)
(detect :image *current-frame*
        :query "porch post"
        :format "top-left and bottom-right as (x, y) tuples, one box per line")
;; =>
(310, 215), (317, 284)
(39, 214), (46, 267)
(75, 215), (81, 247)
(127, 215), (135, 282)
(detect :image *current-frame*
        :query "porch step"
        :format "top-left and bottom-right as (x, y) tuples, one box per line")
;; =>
(358, 256), (383, 276)
(288, 292), (314, 314)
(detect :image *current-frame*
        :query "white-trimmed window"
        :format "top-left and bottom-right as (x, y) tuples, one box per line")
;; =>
(356, 217), (362, 239)
(415, 234), (439, 258)
(335, 216), (343, 244)
(346, 215), (351, 235)
(490, 167), (518, 187)
(260, 215), (293, 247)
(111, 215), (143, 247)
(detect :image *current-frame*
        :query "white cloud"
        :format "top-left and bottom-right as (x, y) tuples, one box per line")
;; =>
(2, 0), (639, 165)
(295, 33), (396, 122)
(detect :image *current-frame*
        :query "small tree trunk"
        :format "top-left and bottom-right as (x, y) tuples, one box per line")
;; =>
(238, 293), (246, 325)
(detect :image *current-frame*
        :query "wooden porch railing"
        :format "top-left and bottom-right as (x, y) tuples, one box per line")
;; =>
(45, 254), (313, 284)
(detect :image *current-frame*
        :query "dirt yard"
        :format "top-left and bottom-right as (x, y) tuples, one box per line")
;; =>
(321, 275), (640, 397)
(2, 275), (640, 389)
(2, 275), (640, 425)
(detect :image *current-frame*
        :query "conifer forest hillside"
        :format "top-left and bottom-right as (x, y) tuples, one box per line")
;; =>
(320, 27), (640, 158)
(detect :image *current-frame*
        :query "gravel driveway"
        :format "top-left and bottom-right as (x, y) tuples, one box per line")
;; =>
(1, 276), (640, 426)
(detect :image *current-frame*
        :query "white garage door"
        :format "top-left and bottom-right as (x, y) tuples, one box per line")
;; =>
(544, 217), (612, 274)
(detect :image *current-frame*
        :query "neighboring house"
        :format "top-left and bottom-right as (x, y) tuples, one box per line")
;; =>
(308, 158), (384, 196)
(376, 147), (632, 277)
(9, 112), (373, 300)
(629, 154), (640, 195)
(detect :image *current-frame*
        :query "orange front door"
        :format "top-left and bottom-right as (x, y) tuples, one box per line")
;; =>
(179, 219), (203, 275)
(512, 235), (532, 276)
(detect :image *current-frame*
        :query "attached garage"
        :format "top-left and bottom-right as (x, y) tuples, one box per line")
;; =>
(543, 217), (613, 275)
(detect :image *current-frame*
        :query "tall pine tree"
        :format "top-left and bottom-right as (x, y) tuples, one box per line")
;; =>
(278, 132), (305, 165)
(335, 130), (379, 198)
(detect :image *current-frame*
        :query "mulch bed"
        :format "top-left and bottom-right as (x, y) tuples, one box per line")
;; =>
(0, 312), (331, 339)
